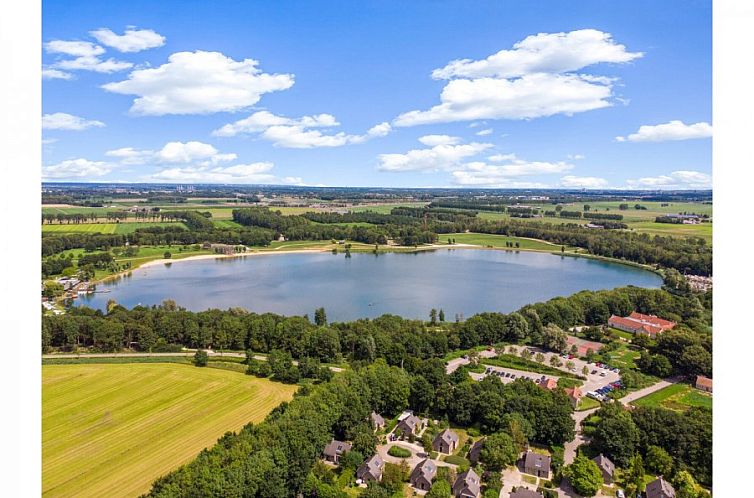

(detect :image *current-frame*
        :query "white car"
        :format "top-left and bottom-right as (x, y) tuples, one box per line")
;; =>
(616, 490), (625, 498)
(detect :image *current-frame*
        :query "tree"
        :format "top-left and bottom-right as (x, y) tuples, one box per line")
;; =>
(565, 360), (575, 371)
(563, 455), (603, 497)
(582, 365), (590, 376)
(314, 307), (327, 326)
(429, 308), (438, 325)
(193, 349), (208, 367)
(624, 454), (646, 498)
(163, 251), (172, 259)
(535, 353), (545, 364)
(645, 445), (673, 477)
(592, 404), (639, 466)
(426, 480), (451, 498)
(479, 432), (517, 471)
(43, 281), (64, 299)
(542, 323), (568, 352)
(381, 462), (408, 494)
(439, 309), (445, 322)
(505, 312), (529, 342)
(674, 470), (707, 498)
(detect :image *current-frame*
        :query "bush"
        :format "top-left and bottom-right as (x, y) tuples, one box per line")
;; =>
(387, 446), (411, 458)
(193, 350), (208, 367)
(163, 251), (172, 259)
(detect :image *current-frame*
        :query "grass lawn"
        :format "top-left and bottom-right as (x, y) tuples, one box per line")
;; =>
(631, 383), (712, 411)
(43, 363), (296, 498)
(42, 222), (186, 235)
(444, 232), (568, 252)
(482, 354), (583, 379)
(577, 397), (602, 411)
(521, 474), (538, 485)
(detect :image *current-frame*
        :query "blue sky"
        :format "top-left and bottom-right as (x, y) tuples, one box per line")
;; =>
(41, 0), (712, 189)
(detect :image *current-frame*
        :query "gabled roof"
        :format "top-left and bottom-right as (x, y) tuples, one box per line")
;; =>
(410, 458), (437, 482)
(453, 468), (481, 497)
(592, 453), (615, 477)
(538, 378), (558, 390)
(645, 476), (676, 498)
(523, 451), (551, 472)
(323, 439), (352, 457)
(695, 375), (712, 389)
(397, 414), (422, 432)
(357, 454), (384, 480)
(468, 438), (484, 463)
(509, 489), (543, 498)
(564, 386), (583, 401)
(434, 428), (459, 446)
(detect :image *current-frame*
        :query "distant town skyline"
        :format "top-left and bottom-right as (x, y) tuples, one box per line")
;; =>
(42, 0), (711, 189)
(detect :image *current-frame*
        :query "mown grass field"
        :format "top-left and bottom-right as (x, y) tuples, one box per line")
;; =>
(42, 222), (185, 235)
(631, 383), (712, 411)
(446, 232), (569, 251)
(42, 363), (296, 498)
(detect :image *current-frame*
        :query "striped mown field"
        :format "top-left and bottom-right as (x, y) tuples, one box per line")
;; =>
(42, 363), (296, 498)
(42, 222), (186, 235)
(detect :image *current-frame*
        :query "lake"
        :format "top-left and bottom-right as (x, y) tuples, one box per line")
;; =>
(78, 249), (662, 321)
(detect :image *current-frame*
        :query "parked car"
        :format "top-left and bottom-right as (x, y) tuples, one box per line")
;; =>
(591, 370), (598, 374)
(616, 490), (625, 498)
(600, 372), (607, 377)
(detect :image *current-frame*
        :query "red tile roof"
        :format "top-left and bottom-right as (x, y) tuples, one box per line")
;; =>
(608, 312), (676, 337)
(695, 375), (712, 389)
(538, 378), (558, 390)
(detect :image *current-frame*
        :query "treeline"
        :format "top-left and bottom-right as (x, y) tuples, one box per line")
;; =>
(43, 287), (711, 363)
(587, 401), (711, 486)
(584, 212), (624, 221)
(145, 359), (576, 497)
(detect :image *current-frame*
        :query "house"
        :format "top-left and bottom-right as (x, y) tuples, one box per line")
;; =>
(522, 451), (551, 479)
(592, 454), (615, 483)
(432, 428), (459, 454)
(608, 312), (676, 338)
(395, 414), (425, 438)
(467, 438), (484, 464)
(509, 488), (543, 498)
(695, 375), (712, 393)
(370, 411), (385, 430)
(356, 454), (384, 483)
(564, 387), (583, 408)
(452, 468), (481, 498)
(645, 477), (676, 498)
(322, 439), (352, 464)
(538, 378), (558, 390)
(409, 459), (437, 491)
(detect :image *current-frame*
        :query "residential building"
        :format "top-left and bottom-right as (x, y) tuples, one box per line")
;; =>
(592, 454), (615, 483)
(409, 459), (437, 491)
(395, 414), (424, 438)
(695, 375), (712, 393)
(322, 439), (352, 464)
(509, 488), (543, 498)
(522, 451), (551, 479)
(538, 378), (558, 390)
(608, 312), (676, 338)
(432, 428), (459, 454)
(645, 477), (676, 498)
(564, 387), (583, 408)
(467, 438), (484, 464)
(452, 468), (481, 498)
(370, 411), (385, 430)
(356, 454), (384, 483)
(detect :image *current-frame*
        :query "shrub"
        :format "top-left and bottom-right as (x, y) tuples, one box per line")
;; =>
(387, 446), (411, 458)
(193, 350), (208, 367)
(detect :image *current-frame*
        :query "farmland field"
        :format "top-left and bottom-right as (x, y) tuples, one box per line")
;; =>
(446, 232), (569, 251)
(42, 363), (296, 498)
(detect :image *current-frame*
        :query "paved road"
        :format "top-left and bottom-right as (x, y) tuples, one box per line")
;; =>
(42, 351), (345, 372)
(563, 377), (682, 465)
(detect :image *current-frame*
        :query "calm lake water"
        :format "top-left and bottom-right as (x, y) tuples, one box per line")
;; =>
(79, 249), (662, 321)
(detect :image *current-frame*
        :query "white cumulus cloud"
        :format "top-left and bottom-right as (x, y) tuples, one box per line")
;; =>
(44, 39), (133, 73)
(90, 27), (166, 53)
(102, 51), (294, 115)
(42, 68), (73, 80)
(395, 29), (641, 127)
(42, 158), (112, 179)
(626, 170), (711, 189)
(213, 110), (390, 148)
(417, 135), (460, 146)
(146, 162), (303, 185)
(105, 141), (236, 166)
(42, 112), (105, 131)
(377, 139), (492, 172)
(432, 29), (642, 80)
(560, 175), (608, 188)
(44, 40), (104, 57)
(616, 120), (713, 142)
